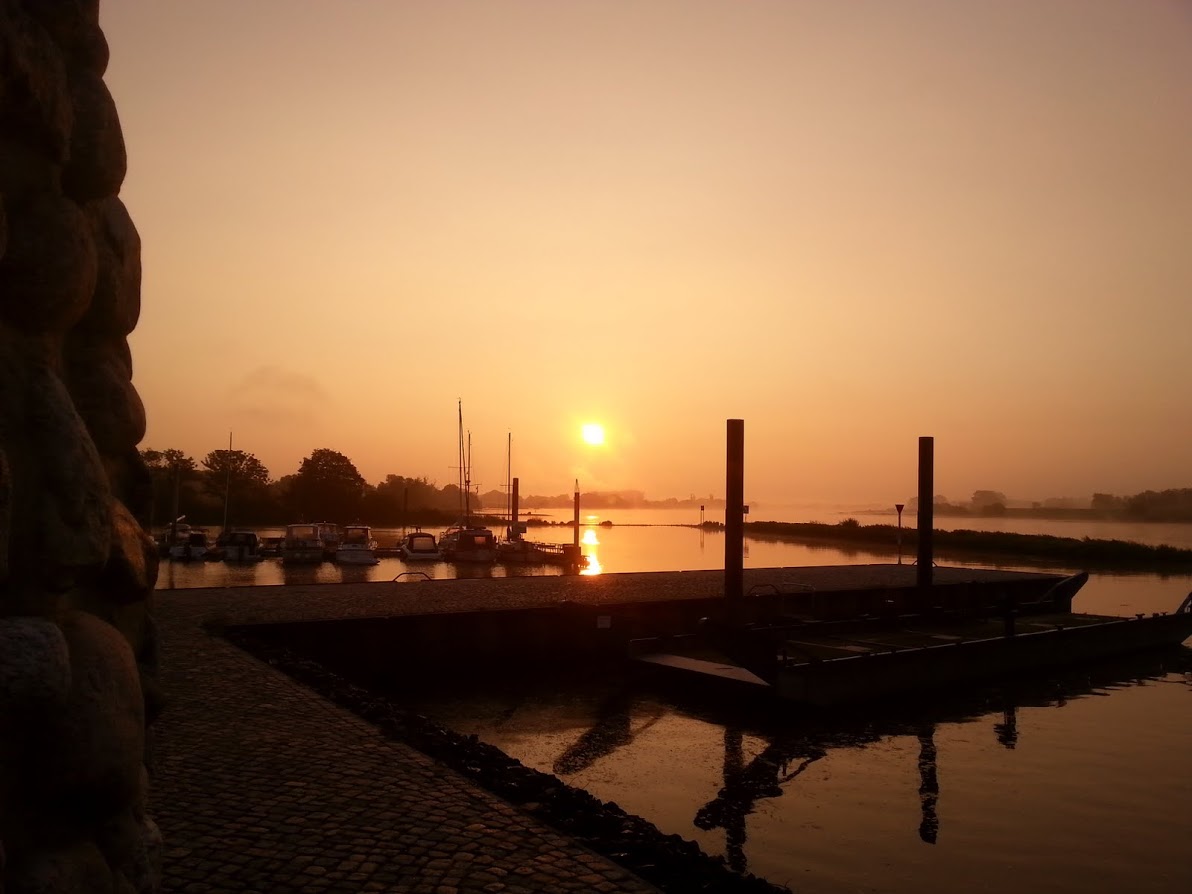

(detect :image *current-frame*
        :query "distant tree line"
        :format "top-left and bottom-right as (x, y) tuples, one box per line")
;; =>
(721, 518), (1192, 571)
(906, 488), (1192, 523)
(477, 487), (726, 510)
(142, 441), (729, 530)
(1090, 489), (1192, 523)
(139, 446), (476, 530)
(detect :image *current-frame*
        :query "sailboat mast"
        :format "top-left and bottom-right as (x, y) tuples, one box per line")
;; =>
(464, 430), (473, 525)
(457, 400), (465, 519)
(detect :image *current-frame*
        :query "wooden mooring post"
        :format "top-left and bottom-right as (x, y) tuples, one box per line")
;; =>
(917, 436), (934, 587)
(572, 480), (580, 548)
(725, 419), (745, 609)
(511, 476), (521, 538)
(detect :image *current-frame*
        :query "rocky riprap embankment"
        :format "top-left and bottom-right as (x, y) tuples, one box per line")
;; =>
(226, 626), (792, 894)
(1, 1), (161, 892)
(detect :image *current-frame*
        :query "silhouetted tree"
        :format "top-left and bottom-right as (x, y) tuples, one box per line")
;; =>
(139, 448), (198, 529)
(201, 449), (270, 487)
(1123, 488), (1192, 522)
(201, 449), (273, 525)
(141, 448), (195, 477)
(287, 448), (367, 522)
(1091, 493), (1125, 516)
(971, 490), (1007, 511)
(356, 475), (470, 525)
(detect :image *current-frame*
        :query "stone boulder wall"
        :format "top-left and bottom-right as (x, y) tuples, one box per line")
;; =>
(0, 2), (160, 892)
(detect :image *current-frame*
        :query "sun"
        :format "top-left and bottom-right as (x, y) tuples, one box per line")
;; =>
(581, 423), (605, 446)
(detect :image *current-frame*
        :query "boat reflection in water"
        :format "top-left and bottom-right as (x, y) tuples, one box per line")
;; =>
(402, 648), (1192, 893)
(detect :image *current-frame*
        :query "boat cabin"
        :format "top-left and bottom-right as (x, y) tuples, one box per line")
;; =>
(282, 523), (325, 564)
(341, 525), (374, 546)
(218, 529), (261, 562)
(285, 524), (320, 543)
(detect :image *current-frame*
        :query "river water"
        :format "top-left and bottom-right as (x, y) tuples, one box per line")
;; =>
(161, 511), (1192, 892)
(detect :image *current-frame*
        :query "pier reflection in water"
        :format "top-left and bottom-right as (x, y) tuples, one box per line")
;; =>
(399, 650), (1192, 894)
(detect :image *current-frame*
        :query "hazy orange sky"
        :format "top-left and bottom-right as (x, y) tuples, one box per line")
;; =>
(100, 1), (1191, 506)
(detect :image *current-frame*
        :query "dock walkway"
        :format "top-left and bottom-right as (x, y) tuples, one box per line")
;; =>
(152, 564), (1052, 892)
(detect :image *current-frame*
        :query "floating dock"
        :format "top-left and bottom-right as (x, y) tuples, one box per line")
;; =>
(201, 563), (1192, 706)
(183, 563), (1066, 625)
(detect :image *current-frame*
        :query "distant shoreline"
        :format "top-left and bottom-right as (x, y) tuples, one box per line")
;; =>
(703, 520), (1192, 572)
(858, 506), (1192, 525)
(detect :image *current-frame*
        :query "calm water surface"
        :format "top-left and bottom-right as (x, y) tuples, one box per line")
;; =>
(390, 561), (1191, 893)
(164, 512), (1192, 892)
(402, 647), (1191, 894)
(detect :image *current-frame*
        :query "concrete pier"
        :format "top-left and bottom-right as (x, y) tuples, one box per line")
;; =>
(152, 564), (1061, 892)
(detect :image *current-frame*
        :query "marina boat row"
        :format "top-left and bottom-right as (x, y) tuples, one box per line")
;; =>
(156, 523), (585, 568)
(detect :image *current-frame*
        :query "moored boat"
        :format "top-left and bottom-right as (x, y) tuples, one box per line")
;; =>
(281, 523), (325, 564)
(440, 401), (497, 564)
(494, 435), (586, 570)
(315, 522), (342, 560)
(440, 524), (498, 564)
(258, 536), (283, 557)
(169, 528), (213, 561)
(218, 529), (263, 562)
(335, 525), (379, 565)
(396, 530), (441, 562)
(496, 537), (585, 569)
(156, 521), (191, 557)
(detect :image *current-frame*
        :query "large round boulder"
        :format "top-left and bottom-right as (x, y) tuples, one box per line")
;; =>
(62, 71), (125, 202)
(64, 333), (145, 456)
(0, 617), (71, 709)
(0, 193), (97, 332)
(36, 611), (145, 822)
(0, 4), (74, 162)
(79, 197), (140, 336)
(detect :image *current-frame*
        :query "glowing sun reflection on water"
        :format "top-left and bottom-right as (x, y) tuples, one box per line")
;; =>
(581, 525), (602, 574)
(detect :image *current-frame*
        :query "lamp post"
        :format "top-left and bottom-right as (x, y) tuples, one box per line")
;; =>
(895, 503), (905, 564)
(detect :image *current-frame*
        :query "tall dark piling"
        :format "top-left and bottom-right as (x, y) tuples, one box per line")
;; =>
(917, 436), (934, 587)
(573, 480), (581, 548)
(512, 476), (520, 536)
(725, 419), (745, 606)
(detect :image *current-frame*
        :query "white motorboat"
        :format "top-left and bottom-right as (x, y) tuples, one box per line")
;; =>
(335, 524), (379, 565)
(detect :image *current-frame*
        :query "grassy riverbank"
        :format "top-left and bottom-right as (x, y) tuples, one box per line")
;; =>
(702, 519), (1192, 572)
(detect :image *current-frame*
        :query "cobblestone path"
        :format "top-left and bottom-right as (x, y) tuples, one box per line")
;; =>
(153, 588), (659, 893)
